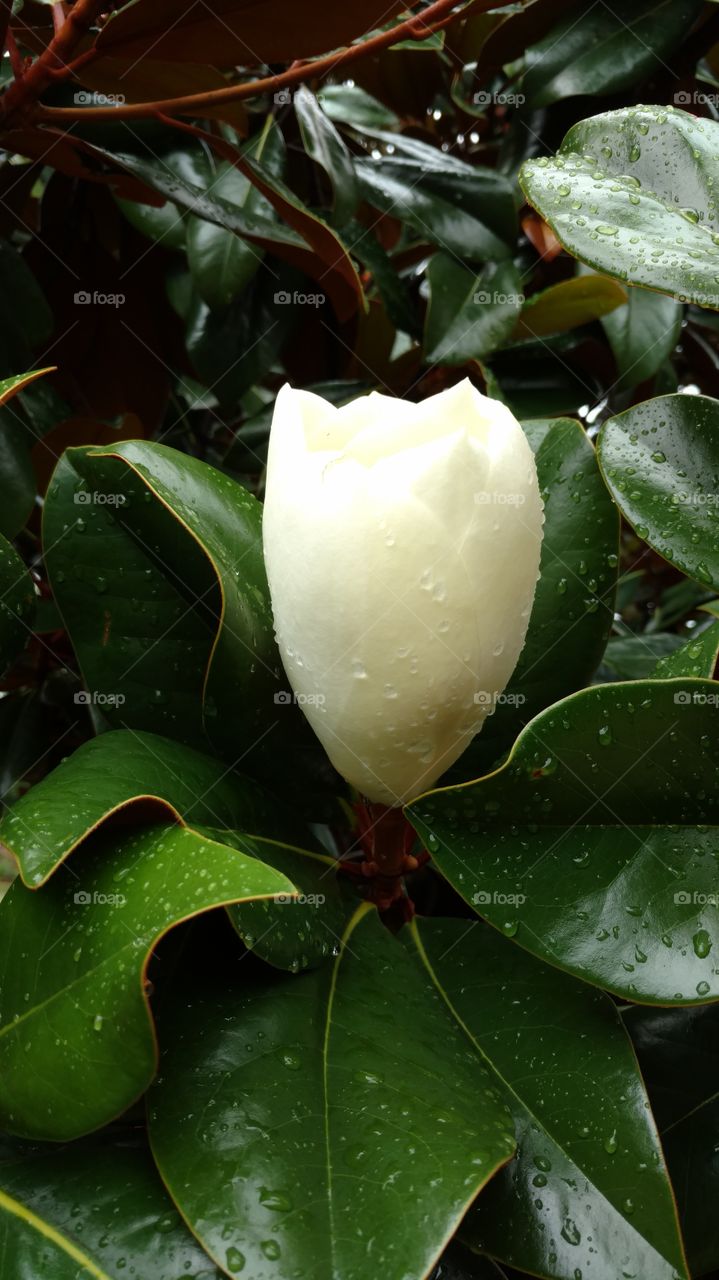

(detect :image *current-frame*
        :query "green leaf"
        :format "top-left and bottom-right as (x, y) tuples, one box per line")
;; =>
(408, 680), (719, 1004)
(625, 1004), (719, 1277)
(0, 728), (287, 888)
(43, 440), (285, 764)
(149, 905), (516, 1280)
(195, 826), (352, 972)
(356, 137), (516, 263)
(598, 394), (719, 589)
(424, 254), (523, 364)
(0, 535), (34, 679)
(522, 0), (703, 107)
(295, 88), (358, 226)
(0, 1131), (222, 1279)
(453, 416), (618, 776)
(341, 218), (420, 338)
(520, 106), (719, 309)
(598, 284), (683, 391)
(599, 631), (685, 681)
(652, 622), (719, 678)
(0, 367), (56, 407)
(415, 918), (689, 1280)
(0, 823), (294, 1140)
(512, 274), (627, 340)
(317, 84), (400, 130)
(186, 119), (286, 309)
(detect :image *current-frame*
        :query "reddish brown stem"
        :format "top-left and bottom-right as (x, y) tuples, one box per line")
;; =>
(1, 0), (104, 123)
(27, 0), (513, 124)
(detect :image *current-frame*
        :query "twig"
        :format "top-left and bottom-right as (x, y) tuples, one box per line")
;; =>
(1, 0), (105, 122)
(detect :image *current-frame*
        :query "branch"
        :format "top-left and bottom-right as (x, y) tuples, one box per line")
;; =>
(31, 0), (506, 124)
(1, 0), (104, 122)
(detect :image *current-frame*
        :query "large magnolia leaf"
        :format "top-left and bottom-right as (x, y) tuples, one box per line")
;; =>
(415, 919), (689, 1280)
(625, 1004), (719, 1277)
(451, 416), (618, 778)
(0, 728), (284, 887)
(0, 534), (34, 679)
(520, 106), (719, 309)
(43, 441), (285, 764)
(148, 906), (516, 1280)
(0, 823), (294, 1140)
(96, 0), (406, 66)
(409, 680), (719, 1004)
(0, 1132), (222, 1279)
(597, 393), (719, 590)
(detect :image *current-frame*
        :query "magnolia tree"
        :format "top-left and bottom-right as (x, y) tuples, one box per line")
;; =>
(1, 2), (719, 1279)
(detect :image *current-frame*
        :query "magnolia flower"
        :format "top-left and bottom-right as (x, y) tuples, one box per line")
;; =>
(263, 379), (543, 806)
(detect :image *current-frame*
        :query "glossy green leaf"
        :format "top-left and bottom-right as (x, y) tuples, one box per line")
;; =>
(356, 137), (516, 263)
(0, 728), (285, 888)
(598, 284), (683, 391)
(195, 826), (350, 972)
(598, 394), (719, 589)
(424, 254), (523, 364)
(0, 535), (34, 679)
(409, 680), (719, 1004)
(652, 622), (719, 678)
(625, 1004), (719, 1277)
(295, 88), (358, 226)
(0, 367), (56, 407)
(186, 120), (285, 309)
(522, 0), (702, 107)
(149, 905), (516, 1280)
(0, 1132), (222, 1279)
(521, 107), (719, 309)
(0, 823), (294, 1140)
(453, 416), (618, 777)
(599, 631), (685, 682)
(43, 440), (285, 764)
(512, 274), (627, 340)
(415, 918), (689, 1280)
(317, 84), (400, 130)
